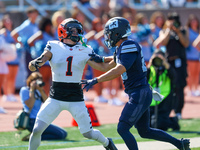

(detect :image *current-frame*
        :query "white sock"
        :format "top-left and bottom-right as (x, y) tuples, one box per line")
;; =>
(28, 120), (49, 150)
(83, 129), (109, 147)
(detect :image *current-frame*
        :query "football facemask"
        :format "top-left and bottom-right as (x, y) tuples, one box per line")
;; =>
(65, 23), (83, 43)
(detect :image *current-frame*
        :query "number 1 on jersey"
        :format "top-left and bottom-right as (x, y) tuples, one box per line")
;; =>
(66, 56), (73, 76)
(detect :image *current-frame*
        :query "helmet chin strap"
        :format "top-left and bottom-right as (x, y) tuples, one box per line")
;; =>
(70, 36), (80, 43)
(63, 37), (77, 46)
(64, 35), (79, 44)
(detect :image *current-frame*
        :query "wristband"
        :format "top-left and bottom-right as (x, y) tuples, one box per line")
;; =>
(102, 57), (105, 63)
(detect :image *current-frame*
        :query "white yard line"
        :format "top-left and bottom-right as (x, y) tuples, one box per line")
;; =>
(54, 137), (200, 150)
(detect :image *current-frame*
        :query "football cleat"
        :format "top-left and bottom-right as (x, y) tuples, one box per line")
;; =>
(180, 138), (191, 150)
(104, 138), (118, 150)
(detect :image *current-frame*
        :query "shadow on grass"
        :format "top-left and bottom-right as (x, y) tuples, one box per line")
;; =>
(168, 131), (200, 134)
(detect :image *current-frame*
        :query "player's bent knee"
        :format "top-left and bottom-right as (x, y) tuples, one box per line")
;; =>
(62, 131), (67, 139)
(83, 130), (93, 139)
(137, 129), (149, 138)
(117, 125), (123, 135)
(32, 127), (43, 136)
(60, 131), (67, 139)
(117, 122), (130, 135)
(82, 129), (101, 140)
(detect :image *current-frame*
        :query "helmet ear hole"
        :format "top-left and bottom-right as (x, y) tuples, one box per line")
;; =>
(60, 30), (63, 34)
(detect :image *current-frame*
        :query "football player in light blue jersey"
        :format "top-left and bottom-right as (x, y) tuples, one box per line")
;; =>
(81, 17), (191, 150)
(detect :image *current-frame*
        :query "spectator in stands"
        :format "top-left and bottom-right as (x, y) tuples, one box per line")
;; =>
(0, 36), (7, 113)
(28, 17), (54, 95)
(71, 5), (90, 33)
(89, 0), (110, 17)
(185, 14), (200, 96)
(147, 49), (180, 131)
(149, 11), (166, 53)
(150, 11), (166, 42)
(153, 12), (189, 120)
(19, 72), (67, 141)
(0, 14), (20, 102)
(101, 13), (111, 27)
(131, 13), (153, 64)
(77, 0), (93, 10)
(0, 1), (5, 11)
(0, 35), (16, 113)
(11, 6), (40, 76)
(108, 0), (129, 11)
(123, 12), (134, 26)
(51, 11), (65, 40)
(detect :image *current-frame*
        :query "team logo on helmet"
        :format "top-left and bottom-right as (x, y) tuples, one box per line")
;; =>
(108, 20), (118, 29)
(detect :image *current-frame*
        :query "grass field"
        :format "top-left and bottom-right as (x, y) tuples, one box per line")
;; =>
(0, 119), (200, 150)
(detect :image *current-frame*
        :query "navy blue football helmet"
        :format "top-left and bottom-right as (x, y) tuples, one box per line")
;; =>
(104, 17), (131, 49)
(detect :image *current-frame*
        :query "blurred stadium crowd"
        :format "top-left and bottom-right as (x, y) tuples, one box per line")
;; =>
(0, 0), (200, 128)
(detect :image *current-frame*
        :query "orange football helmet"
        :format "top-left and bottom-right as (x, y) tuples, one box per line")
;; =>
(57, 18), (83, 42)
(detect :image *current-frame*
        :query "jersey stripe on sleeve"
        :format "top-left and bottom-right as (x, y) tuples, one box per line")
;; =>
(121, 44), (137, 53)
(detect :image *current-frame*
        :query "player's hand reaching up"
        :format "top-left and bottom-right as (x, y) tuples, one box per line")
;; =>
(81, 78), (98, 92)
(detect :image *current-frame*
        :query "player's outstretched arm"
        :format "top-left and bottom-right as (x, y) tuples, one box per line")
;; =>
(87, 59), (116, 72)
(81, 78), (98, 92)
(29, 50), (52, 72)
(89, 51), (113, 63)
(81, 64), (126, 92)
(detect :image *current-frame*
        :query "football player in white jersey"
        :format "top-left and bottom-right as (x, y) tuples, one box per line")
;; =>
(28, 18), (117, 150)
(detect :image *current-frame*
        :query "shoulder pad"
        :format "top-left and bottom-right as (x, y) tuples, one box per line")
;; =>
(44, 41), (51, 51)
(48, 40), (60, 45)
(121, 40), (138, 54)
(44, 40), (59, 51)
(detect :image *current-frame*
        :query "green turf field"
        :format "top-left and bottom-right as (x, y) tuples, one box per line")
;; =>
(0, 119), (200, 150)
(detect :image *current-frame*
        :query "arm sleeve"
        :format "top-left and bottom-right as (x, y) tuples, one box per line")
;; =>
(118, 52), (138, 70)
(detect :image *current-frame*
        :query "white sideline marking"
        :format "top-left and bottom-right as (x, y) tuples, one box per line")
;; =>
(54, 137), (200, 150)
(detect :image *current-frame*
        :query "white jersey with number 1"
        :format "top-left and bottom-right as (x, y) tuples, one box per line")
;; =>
(45, 40), (92, 83)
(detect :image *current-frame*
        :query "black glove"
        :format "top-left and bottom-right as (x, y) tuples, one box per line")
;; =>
(89, 51), (104, 63)
(31, 59), (42, 71)
(81, 78), (98, 92)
